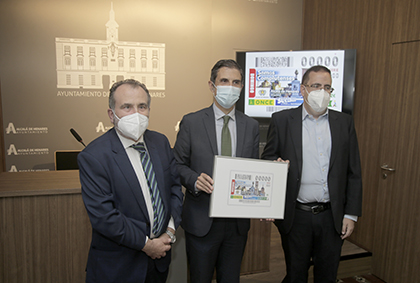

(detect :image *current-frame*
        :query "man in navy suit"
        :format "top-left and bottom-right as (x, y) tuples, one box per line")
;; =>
(78, 79), (183, 283)
(173, 59), (260, 283)
(262, 65), (363, 283)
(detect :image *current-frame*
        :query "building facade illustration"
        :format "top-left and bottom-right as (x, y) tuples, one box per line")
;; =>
(55, 3), (165, 90)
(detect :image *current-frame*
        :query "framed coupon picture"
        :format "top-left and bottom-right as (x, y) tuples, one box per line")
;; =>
(209, 156), (288, 219)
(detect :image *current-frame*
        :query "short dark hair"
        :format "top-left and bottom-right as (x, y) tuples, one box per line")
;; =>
(301, 65), (331, 85)
(109, 79), (151, 109)
(210, 59), (244, 84)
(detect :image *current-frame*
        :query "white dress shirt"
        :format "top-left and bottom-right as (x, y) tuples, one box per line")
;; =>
(116, 131), (175, 239)
(213, 103), (237, 157)
(298, 107), (357, 222)
(298, 106), (331, 203)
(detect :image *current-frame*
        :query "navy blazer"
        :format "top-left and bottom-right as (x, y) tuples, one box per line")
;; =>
(173, 106), (260, 237)
(78, 128), (183, 283)
(262, 105), (363, 234)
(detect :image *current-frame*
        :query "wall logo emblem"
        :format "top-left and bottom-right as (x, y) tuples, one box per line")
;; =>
(96, 122), (113, 133)
(6, 123), (16, 134)
(7, 144), (49, 156)
(9, 165), (17, 172)
(5, 122), (48, 134)
(8, 165), (49, 172)
(7, 144), (17, 155)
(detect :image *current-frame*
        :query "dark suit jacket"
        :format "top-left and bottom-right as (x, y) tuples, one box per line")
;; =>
(173, 105), (260, 237)
(261, 105), (362, 234)
(78, 128), (183, 283)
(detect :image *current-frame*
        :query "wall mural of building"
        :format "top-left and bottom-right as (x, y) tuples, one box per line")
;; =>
(1, 0), (302, 172)
(4, 2), (168, 172)
(55, 3), (165, 91)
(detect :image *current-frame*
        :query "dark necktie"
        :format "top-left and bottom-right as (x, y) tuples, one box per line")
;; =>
(131, 142), (165, 235)
(221, 115), (232, 156)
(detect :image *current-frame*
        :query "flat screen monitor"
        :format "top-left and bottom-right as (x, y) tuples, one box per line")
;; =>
(55, 150), (81, 170)
(236, 49), (356, 119)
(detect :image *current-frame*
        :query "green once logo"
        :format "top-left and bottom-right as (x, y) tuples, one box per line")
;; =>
(255, 100), (273, 105)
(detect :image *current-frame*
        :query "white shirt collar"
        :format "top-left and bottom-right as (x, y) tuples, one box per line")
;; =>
(212, 103), (235, 121)
(115, 129), (145, 149)
(302, 105), (329, 121)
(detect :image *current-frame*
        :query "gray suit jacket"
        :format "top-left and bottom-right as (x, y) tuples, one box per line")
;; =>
(173, 105), (260, 237)
(262, 105), (363, 234)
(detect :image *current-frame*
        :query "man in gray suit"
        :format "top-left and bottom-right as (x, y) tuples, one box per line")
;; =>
(262, 65), (363, 283)
(173, 59), (260, 283)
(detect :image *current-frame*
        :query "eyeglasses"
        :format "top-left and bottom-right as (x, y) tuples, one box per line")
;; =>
(304, 84), (334, 93)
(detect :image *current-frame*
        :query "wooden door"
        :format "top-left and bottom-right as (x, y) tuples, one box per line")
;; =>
(372, 40), (420, 282)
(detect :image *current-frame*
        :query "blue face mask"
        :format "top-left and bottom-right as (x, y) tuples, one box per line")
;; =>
(212, 83), (241, 109)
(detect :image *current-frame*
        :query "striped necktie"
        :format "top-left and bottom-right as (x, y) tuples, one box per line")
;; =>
(221, 115), (232, 156)
(131, 142), (165, 235)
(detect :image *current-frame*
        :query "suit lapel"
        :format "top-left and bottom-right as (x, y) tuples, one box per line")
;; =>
(328, 110), (340, 169)
(290, 106), (303, 176)
(203, 106), (218, 155)
(109, 129), (150, 221)
(235, 110), (246, 157)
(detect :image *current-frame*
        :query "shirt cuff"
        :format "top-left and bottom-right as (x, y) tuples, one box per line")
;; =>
(344, 214), (358, 222)
(167, 216), (175, 231)
(193, 180), (199, 194)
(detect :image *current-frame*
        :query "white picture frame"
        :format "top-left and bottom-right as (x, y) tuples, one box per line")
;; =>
(209, 156), (288, 219)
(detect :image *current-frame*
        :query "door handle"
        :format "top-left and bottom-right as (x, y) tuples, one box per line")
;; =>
(381, 164), (396, 172)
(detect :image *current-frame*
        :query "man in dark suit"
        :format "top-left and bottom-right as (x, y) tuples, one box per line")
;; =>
(173, 59), (260, 283)
(262, 65), (363, 283)
(78, 79), (183, 283)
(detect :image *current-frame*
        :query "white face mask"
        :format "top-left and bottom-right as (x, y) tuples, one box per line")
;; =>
(304, 88), (331, 114)
(212, 83), (241, 109)
(113, 111), (149, 141)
